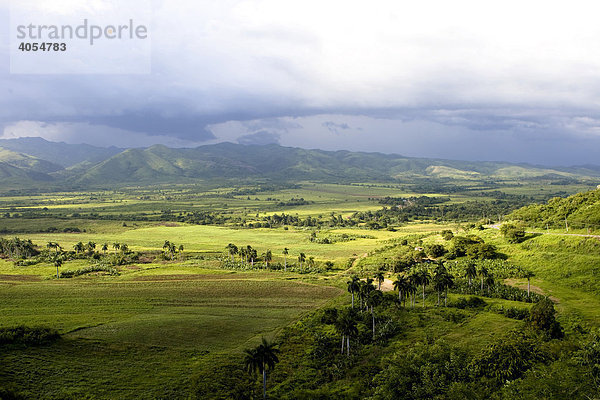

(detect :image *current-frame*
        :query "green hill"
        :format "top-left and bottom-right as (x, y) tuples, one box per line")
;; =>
(0, 147), (63, 174)
(72, 142), (596, 185)
(0, 137), (122, 168)
(508, 187), (600, 229)
(0, 139), (598, 187)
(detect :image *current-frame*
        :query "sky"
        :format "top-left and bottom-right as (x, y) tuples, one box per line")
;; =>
(2, 0), (600, 166)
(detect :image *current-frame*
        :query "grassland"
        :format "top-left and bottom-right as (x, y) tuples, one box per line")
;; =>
(1, 182), (600, 398)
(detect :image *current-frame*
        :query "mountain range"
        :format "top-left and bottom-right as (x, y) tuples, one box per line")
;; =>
(0, 137), (599, 188)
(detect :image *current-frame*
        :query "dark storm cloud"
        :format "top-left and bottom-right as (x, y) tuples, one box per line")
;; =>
(3, 1), (600, 165)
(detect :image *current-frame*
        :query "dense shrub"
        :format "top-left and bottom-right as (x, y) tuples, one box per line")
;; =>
(0, 326), (60, 345)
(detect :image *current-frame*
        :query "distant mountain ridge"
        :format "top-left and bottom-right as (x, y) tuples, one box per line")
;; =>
(0, 137), (122, 167)
(0, 137), (599, 187)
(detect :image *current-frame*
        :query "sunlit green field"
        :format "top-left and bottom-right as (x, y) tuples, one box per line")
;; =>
(1, 181), (599, 398)
(0, 269), (341, 399)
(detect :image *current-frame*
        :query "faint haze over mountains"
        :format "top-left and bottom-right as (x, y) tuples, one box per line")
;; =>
(2, 1), (600, 165)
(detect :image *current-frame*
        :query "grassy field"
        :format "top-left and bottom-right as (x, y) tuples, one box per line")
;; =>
(1, 182), (600, 398)
(0, 270), (342, 399)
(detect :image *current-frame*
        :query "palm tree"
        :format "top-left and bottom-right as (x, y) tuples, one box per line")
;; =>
(408, 271), (420, 307)
(297, 252), (306, 272)
(484, 274), (495, 294)
(73, 242), (84, 254)
(244, 338), (280, 400)
(359, 278), (375, 311)
(47, 242), (60, 253)
(112, 242), (120, 253)
(120, 243), (129, 254)
(465, 261), (477, 286)
(178, 244), (184, 260)
(52, 254), (63, 279)
(282, 248), (289, 271)
(335, 312), (358, 356)
(347, 276), (360, 308)
(393, 274), (409, 306)
(433, 265), (454, 307)
(523, 270), (535, 297)
(263, 250), (272, 268)
(479, 266), (489, 292)
(416, 267), (431, 308)
(86, 241), (96, 253)
(366, 290), (384, 339)
(374, 270), (385, 290)
(226, 243), (238, 262)
(101, 243), (108, 254)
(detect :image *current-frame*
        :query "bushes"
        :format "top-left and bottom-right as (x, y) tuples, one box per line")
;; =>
(451, 296), (487, 309)
(500, 223), (526, 243)
(59, 265), (120, 278)
(0, 326), (60, 345)
(528, 298), (564, 339)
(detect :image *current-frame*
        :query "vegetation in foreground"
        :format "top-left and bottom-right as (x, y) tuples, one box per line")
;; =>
(0, 183), (599, 398)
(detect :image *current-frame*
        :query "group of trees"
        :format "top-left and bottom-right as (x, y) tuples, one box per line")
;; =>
(391, 263), (455, 307)
(162, 241), (184, 260)
(0, 237), (38, 259)
(225, 244), (320, 272)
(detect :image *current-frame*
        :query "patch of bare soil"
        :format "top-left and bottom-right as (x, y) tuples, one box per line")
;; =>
(0, 274), (41, 282)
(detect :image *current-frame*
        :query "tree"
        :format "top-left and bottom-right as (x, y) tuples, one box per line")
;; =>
(366, 290), (384, 339)
(52, 254), (63, 279)
(263, 250), (272, 268)
(112, 242), (120, 252)
(226, 243), (238, 262)
(86, 241), (96, 254)
(408, 271), (420, 307)
(479, 265), (489, 291)
(73, 242), (84, 254)
(465, 261), (477, 286)
(393, 274), (409, 307)
(297, 252), (306, 271)
(529, 297), (563, 338)
(441, 229), (454, 240)
(244, 338), (280, 400)
(101, 243), (108, 254)
(523, 270), (535, 297)
(415, 268), (431, 308)
(374, 270), (385, 290)
(335, 310), (358, 356)
(433, 264), (454, 306)
(178, 244), (184, 260)
(426, 244), (447, 258)
(282, 248), (289, 271)
(500, 223), (526, 244)
(359, 278), (375, 310)
(347, 276), (360, 308)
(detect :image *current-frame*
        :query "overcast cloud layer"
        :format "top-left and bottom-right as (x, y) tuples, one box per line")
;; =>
(2, 0), (600, 165)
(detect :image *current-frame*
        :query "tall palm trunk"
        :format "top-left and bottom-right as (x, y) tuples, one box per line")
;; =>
(262, 367), (266, 400)
(341, 334), (345, 354)
(351, 292), (354, 308)
(347, 337), (350, 356)
(372, 311), (375, 340)
(481, 277), (484, 291)
(284, 255), (287, 271)
(422, 285), (426, 307)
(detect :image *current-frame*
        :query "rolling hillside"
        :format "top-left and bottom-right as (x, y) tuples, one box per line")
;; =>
(0, 138), (598, 186)
(0, 137), (122, 167)
(508, 187), (600, 229)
